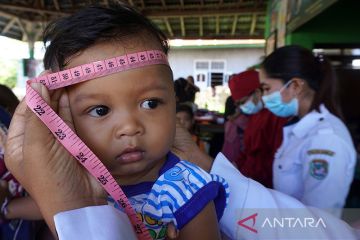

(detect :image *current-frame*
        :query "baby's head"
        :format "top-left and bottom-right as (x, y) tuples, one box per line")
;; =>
(43, 4), (176, 184)
(176, 104), (195, 132)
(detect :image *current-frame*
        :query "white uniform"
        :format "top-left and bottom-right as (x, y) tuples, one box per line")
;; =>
(273, 104), (356, 217)
(55, 152), (359, 239)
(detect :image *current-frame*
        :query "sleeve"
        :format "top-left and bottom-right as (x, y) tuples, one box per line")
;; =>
(54, 205), (137, 240)
(301, 133), (356, 216)
(142, 160), (229, 230)
(210, 152), (359, 240)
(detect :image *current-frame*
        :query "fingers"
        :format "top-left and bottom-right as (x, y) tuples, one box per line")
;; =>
(24, 83), (54, 143)
(58, 90), (75, 131)
(166, 222), (179, 239)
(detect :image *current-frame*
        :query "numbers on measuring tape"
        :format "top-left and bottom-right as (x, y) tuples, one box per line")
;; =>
(75, 152), (88, 163)
(134, 224), (143, 234)
(33, 105), (46, 116)
(62, 72), (70, 80)
(97, 175), (108, 185)
(54, 129), (66, 140)
(117, 199), (127, 208)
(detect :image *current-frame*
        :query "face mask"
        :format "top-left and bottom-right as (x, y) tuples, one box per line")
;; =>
(240, 99), (263, 115)
(262, 81), (298, 117)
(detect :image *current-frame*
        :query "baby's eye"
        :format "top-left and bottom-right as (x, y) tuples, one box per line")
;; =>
(141, 99), (161, 109)
(88, 106), (109, 117)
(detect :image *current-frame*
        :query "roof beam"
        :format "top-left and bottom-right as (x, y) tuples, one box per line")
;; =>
(53, 0), (60, 10)
(0, 3), (68, 16)
(180, 16), (185, 37)
(231, 15), (238, 35)
(164, 17), (173, 37)
(1, 18), (16, 34)
(161, 0), (166, 7)
(15, 17), (28, 41)
(144, 8), (264, 17)
(140, 0), (145, 9)
(250, 13), (257, 35)
(199, 17), (203, 37)
(216, 15), (220, 35)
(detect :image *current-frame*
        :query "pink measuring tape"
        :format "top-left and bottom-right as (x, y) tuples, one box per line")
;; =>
(25, 50), (169, 240)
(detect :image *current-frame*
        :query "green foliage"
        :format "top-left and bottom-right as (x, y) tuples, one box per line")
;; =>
(0, 59), (17, 88)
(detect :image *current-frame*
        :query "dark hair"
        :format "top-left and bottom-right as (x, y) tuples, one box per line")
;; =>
(261, 45), (342, 118)
(0, 84), (19, 115)
(176, 103), (194, 119)
(43, 3), (169, 70)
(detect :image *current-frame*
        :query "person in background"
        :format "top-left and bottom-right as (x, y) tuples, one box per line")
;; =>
(0, 84), (20, 117)
(261, 45), (356, 217)
(176, 103), (206, 152)
(221, 70), (260, 164)
(185, 75), (200, 102)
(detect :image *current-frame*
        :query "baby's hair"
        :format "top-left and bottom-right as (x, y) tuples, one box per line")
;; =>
(43, 3), (169, 70)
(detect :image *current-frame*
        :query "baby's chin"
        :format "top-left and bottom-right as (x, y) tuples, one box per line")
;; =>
(109, 158), (166, 185)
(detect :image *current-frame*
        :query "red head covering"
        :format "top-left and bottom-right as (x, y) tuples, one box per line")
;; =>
(228, 70), (260, 101)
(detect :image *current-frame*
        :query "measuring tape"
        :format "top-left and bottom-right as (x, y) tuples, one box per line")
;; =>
(26, 50), (169, 240)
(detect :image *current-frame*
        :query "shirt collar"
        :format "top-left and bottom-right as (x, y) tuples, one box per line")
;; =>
(292, 104), (329, 139)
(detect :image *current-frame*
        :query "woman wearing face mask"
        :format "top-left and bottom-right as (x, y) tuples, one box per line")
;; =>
(221, 70), (261, 164)
(261, 45), (356, 217)
(222, 70), (288, 188)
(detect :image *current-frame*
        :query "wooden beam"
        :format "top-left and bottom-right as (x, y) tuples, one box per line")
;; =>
(53, 0), (60, 10)
(140, 0), (145, 9)
(199, 16), (203, 37)
(0, 3), (68, 16)
(180, 0), (184, 8)
(216, 15), (220, 35)
(15, 18), (28, 41)
(164, 17), (173, 37)
(161, 0), (166, 7)
(1, 18), (16, 34)
(250, 13), (257, 35)
(143, 8), (264, 17)
(180, 16), (185, 37)
(231, 15), (238, 35)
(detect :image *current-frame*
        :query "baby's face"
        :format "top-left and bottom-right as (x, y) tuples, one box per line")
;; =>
(64, 41), (176, 185)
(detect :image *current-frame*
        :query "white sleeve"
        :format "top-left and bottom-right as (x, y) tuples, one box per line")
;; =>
(54, 205), (137, 240)
(211, 152), (359, 240)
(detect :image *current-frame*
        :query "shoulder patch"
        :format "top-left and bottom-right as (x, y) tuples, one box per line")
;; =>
(309, 159), (329, 180)
(307, 149), (335, 157)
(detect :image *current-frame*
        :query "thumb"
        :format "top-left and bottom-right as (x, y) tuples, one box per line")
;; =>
(24, 82), (53, 145)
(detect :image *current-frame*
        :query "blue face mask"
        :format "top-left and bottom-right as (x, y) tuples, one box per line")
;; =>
(240, 99), (263, 115)
(262, 81), (298, 117)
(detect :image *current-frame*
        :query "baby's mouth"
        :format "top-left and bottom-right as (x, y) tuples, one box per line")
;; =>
(116, 147), (144, 164)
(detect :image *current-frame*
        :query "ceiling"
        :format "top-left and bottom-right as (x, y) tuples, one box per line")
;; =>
(0, 0), (267, 43)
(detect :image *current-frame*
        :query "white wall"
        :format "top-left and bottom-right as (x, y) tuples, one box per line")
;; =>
(168, 47), (265, 81)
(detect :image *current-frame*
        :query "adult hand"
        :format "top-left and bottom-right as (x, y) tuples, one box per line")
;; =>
(4, 71), (106, 234)
(171, 123), (214, 172)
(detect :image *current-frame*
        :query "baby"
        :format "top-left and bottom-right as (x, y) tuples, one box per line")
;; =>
(40, 4), (228, 240)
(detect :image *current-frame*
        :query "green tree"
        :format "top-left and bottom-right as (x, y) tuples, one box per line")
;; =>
(0, 59), (17, 88)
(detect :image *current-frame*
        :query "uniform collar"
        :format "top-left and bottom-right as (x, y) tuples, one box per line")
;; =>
(292, 104), (329, 139)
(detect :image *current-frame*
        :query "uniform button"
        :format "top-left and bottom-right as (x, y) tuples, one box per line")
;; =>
(278, 165), (282, 169)
(319, 117), (324, 121)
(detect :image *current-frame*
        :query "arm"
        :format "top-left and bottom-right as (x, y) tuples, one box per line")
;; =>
(178, 201), (220, 240)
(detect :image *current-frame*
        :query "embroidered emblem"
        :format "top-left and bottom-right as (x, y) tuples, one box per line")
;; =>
(309, 159), (328, 180)
(307, 149), (335, 157)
